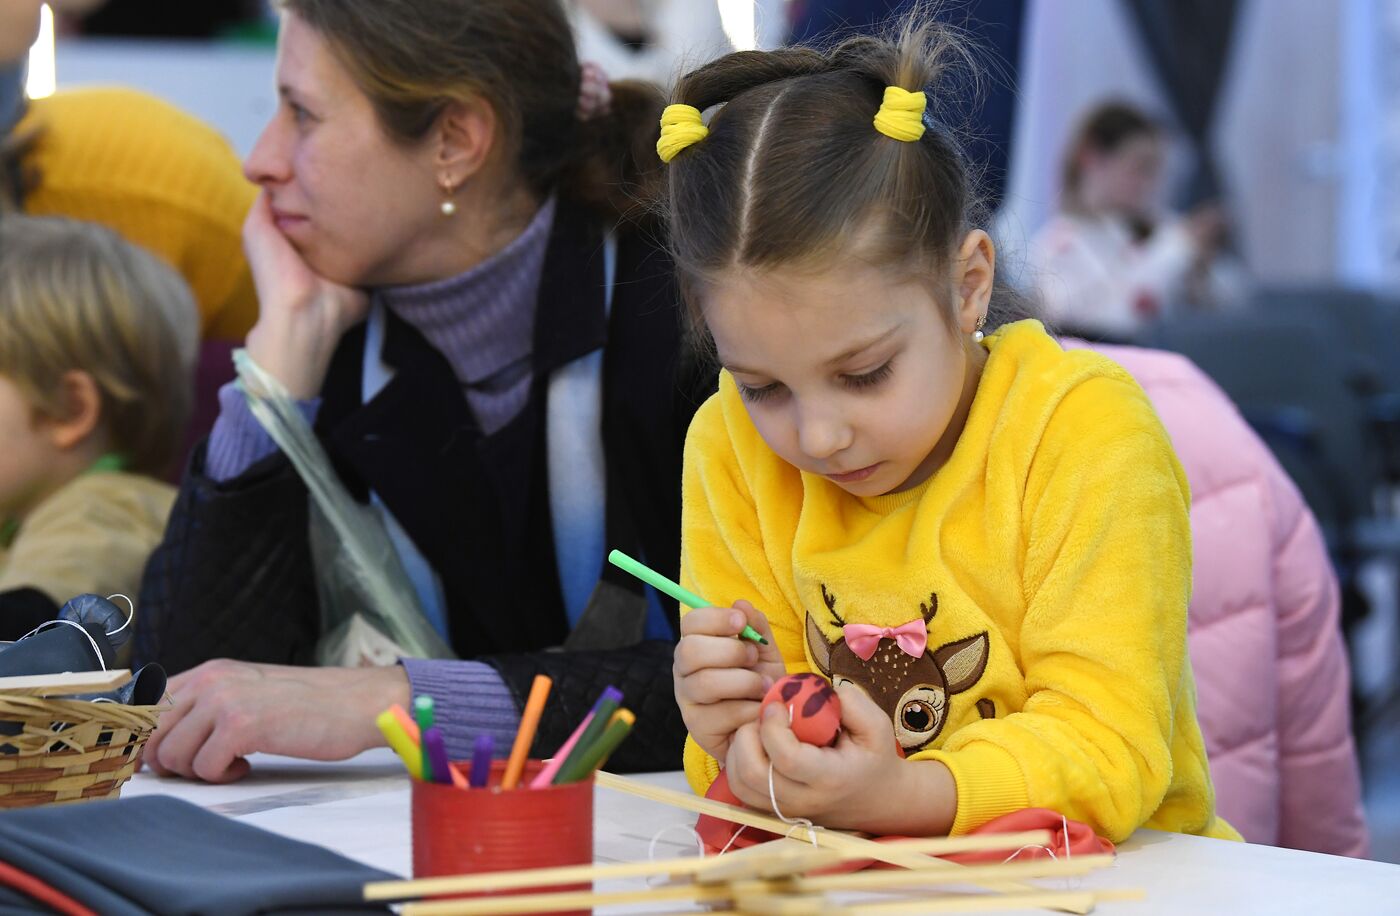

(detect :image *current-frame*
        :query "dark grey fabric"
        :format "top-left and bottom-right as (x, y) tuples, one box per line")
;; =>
(1121, 0), (1241, 206)
(0, 63), (22, 135)
(0, 795), (394, 914)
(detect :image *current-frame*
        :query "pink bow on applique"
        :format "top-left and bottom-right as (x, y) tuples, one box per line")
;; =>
(842, 620), (928, 661)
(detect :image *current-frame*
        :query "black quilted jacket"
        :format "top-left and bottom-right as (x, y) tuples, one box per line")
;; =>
(136, 204), (713, 772)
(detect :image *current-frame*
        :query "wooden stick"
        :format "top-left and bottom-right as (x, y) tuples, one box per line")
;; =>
(593, 771), (1092, 914)
(714, 890), (1121, 915)
(799, 888), (1146, 914)
(368, 851), (725, 901)
(0, 669), (130, 697)
(792, 854), (1115, 893)
(366, 828), (1056, 902)
(400, 860), (1131, 916)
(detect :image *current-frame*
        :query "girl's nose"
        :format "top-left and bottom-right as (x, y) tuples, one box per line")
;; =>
(796, 402), (853, 462)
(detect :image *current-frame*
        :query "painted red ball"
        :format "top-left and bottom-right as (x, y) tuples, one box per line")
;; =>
(762, 673), (841, 747)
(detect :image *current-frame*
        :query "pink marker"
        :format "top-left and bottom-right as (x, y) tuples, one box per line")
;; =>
(530, 686), (622, 788)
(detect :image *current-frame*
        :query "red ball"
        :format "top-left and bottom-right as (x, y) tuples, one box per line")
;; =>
(762, 673), (841, 747)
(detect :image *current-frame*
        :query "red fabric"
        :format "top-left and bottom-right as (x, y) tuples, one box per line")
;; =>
(0, 859), (96, 916)
(697, 781), (1111, 868)
(944, 808), (1114, 864)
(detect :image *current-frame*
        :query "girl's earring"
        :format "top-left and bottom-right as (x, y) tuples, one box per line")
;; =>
(972, 313), (987, 343)
(439, 178), (457, 217)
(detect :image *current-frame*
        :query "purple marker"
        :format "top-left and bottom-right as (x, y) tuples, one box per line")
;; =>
(423, 727), (453, 785)
(469, 734), (494, 788)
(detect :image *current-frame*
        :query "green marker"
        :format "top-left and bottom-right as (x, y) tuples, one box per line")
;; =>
(413, 695), (436, 782)
(556, 710), (635, 784)
(606, 550), (768, 646)
(552, 694), (620, 784)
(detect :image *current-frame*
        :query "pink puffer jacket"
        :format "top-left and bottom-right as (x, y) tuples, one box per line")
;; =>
(1080, 342), (1369, 856)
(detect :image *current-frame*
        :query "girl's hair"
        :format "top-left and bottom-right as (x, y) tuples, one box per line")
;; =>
(1060, 100), (1161, 207)
(0, 216), (199, 476)
(662, 13), (1033, 335)
(278, 0), (663, 222)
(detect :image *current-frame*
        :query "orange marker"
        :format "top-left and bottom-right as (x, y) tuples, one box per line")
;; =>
(387, 703), (420, 743)
(501, 674), (552, 789)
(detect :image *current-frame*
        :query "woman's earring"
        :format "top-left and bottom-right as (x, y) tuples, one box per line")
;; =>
(439, 178), (457, 217)
(972, 314), (987, 343)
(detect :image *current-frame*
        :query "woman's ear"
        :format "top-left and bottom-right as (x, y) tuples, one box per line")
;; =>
(434, 95), (500, 192)
(953, 229), (996, 334)
(41, 370), (103, 452)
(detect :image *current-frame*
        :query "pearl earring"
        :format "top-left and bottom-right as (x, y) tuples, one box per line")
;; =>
(439, 178), (457, 217)
(972, 313), (986, 343)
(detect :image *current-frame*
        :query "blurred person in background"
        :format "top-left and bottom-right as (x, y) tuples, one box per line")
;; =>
(1027, 100), (1244, 341)
(568, 0), (731, 86)
(0, 217), (198, 647)
(1, 1), (258, 341)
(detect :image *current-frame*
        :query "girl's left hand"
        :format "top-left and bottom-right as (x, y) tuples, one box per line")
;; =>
(725, 683), (953, 834)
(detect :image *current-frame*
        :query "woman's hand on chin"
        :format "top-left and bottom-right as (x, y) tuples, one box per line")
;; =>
(142, 659), (411, 783)
(242, 192), (370, 400)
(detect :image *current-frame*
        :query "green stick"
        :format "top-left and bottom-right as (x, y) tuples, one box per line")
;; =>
(552, 695), (620, 784)
(556, 711), (635, 784)
(606, 550), (767, 645)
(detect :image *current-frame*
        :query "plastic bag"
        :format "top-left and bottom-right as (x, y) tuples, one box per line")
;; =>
(234, 350), (455, 665)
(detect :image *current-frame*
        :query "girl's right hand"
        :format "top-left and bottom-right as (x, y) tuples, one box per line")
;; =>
(674, 600), (786, 761)
(242, 193), (370, 400)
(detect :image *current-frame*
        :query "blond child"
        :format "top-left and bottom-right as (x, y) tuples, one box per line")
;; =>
(665, 22), (1240, 843)
(0, 216), (197, 640)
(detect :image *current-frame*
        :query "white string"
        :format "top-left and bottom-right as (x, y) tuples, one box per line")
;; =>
(765, 703), (821, 848)
(716, 823), (751, 857)
(15, 620), (106, 671)
(644, 823), (707, 887)
(646, 822), (706, 862)
(104, 594), (135, 637)
(1000, 813), (1083, 890)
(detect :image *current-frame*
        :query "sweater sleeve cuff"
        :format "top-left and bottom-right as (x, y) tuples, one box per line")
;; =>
(205, 381), (322, 482)
(921, 742), (1030, 836)
(683, 734), (721, 797)
(400, 658), (521, 761)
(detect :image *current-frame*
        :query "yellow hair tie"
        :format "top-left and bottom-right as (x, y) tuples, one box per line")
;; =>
(873, 86), (927, 143)
(657, 104), (709, 163)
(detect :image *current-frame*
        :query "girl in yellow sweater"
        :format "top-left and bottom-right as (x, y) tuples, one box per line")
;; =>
(665, 21), (1238, 844)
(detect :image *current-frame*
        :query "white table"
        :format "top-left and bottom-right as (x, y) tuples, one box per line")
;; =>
(122, 749), (1400, 914)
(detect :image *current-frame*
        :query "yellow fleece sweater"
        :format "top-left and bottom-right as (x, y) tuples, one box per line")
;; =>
(17, 88), (257, 340)
(680, 320), (1239, 844)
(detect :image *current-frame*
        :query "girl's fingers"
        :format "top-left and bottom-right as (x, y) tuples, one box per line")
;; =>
(679, 666), (767, 705)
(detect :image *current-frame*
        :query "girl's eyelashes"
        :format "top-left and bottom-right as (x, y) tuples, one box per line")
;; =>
(736, 360), (894, 402)
(841, 359), (894, 390)
(737, 380), (784, 403)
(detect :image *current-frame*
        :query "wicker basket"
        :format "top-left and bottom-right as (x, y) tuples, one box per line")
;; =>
(0, 671), (164, 808)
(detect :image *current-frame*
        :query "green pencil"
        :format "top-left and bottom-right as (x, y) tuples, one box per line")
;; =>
(607, 550), (767, 645)
(556, 709), (635, 784)
(552, 694), (620, 784)
(413, 695), (435, 782)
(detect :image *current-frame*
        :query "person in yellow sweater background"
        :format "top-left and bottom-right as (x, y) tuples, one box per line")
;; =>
(4, 86), (257, 340)
(663, 18), (1240, 844)
(0, 216), (198, 651)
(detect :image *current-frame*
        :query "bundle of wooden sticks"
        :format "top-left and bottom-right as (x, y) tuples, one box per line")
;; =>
(364, 771), (1143, 915)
